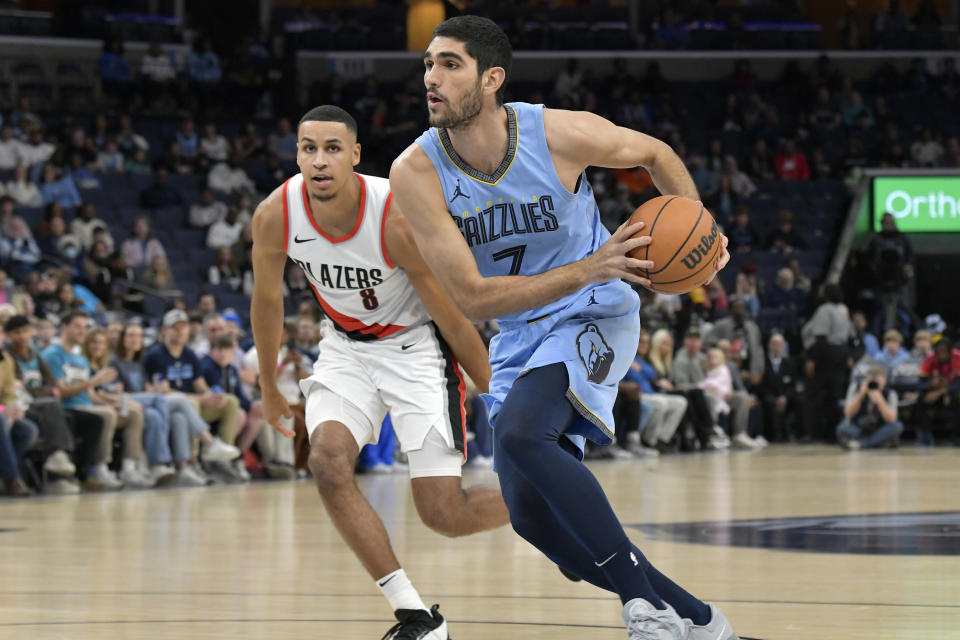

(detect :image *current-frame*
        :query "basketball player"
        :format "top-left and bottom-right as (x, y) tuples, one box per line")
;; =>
(251, 105), (509, 640)
(390, 16), (737, 640)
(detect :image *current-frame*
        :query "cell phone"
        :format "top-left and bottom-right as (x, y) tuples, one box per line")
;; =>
(867, 380), (879, 390)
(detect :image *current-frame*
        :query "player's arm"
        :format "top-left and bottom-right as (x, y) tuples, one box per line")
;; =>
(543, 108), (730, 278)
(250, 186), (294, 436)
(390, 147), (653, 322)
(384, 201), (491, 393)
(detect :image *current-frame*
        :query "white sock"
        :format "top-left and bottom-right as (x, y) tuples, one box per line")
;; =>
(376, 568), (428, 613)
(121, 458), (137, 473)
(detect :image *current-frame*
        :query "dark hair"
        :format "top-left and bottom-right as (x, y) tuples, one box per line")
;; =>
(823, 283), (843, 304)
(433, 15), (512, 106)
(298, 105), (358, 137)
(212, 334), (236, 350)
(61, 309), (88, 326)
(935, 337), (953, 352)
(117, 323), (144, 360)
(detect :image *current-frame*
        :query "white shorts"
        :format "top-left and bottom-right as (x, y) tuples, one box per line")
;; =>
(301, 321), (466, 478)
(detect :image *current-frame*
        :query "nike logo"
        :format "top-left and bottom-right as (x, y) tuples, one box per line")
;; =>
(594, 552), (617, 567)
(377, 575), (396, 587)
(293, 235), (315, 244)
(401, 343), (418, 351)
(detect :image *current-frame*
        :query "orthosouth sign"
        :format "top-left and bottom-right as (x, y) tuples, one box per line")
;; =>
(873, 176), (960, 232)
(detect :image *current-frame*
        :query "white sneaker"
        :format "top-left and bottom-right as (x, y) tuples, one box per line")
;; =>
(684, 603), (739, 640)
(753, 435), (769, 448)
(467, 454), (494, 469)
(175, 465), (208, 487)
(610, 446), (636, 460)
(622, 598), (685, 640)
(707, 435), (730, 450)
(233, 459), (252, 481)
(46, 478), (80, 494)
(43, 450), (76, 476)
(630, 444), (660, 458)
(732, 433), (758, 450)
(368, 462), (393, 474)
(150, 464), (177, 484)
(120, 467), (156, 489)
(202, 437), (241, 462)
(90, 464), (123, 490)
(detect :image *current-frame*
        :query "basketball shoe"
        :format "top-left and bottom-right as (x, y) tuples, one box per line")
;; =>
(381, 604), (449, 640)
(622, 598), (685, 640)
(683, 603), (739, 639)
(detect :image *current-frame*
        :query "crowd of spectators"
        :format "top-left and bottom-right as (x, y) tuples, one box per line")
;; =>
(2, 38), (959, 496)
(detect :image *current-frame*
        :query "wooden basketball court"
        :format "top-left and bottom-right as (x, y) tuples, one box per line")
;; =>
(2, 445), (958, 639)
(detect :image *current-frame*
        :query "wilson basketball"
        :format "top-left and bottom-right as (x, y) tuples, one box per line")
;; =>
(627, 195), (722, 295)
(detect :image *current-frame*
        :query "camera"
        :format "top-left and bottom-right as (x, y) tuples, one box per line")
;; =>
(867, 380), (880, 390)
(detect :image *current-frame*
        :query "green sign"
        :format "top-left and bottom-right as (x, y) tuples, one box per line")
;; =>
(872, 176), (960, 232)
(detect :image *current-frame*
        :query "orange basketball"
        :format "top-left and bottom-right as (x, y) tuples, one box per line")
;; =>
(627, 195), (722, 295)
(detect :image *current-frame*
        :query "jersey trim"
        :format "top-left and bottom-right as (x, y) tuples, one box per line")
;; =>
(436, 105), (518, 185)
(433, 323), (467, 457)
(301, 173), (367, 244)
(308, 281), (406, 342)
(281, 177), (291, 254)
(380, 192), (395, 269)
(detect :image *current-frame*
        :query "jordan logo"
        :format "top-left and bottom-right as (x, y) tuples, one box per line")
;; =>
(449, 178), (469, 203)
(587, 291), (599, 306)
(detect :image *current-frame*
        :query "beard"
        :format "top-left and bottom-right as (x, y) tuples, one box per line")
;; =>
(429, 80), (484, 130)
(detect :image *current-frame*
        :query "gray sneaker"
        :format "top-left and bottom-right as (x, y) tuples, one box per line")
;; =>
(684, 603), (739, 640)
(622, 598), (684, 640)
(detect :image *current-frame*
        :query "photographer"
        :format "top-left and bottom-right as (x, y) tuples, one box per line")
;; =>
(836, 365), (903, 450)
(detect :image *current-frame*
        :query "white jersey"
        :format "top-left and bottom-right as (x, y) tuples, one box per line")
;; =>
(282, 172), (430, 341)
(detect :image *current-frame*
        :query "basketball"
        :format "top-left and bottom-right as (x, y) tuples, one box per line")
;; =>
(627, 195), (722, 295)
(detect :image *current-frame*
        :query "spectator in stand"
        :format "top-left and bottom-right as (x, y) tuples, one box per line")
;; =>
(206, 205), (244, 249)
(746, 138), (775, 180)
(199, 334), (263, 480)
(0, 123), (23, 170)
(553, 58), (584, 106)
(705, 297), (764, 386)
(1, 217), (41, 277)
(208, 246), (242, 291)
(850, 310), (880, 361)
(267, 117), (298, 165)
(5, 165), (40, 206)
(775, 139), (810, 180)
(0, 407), (37, 496)
(139, 166), (184, 210)
(125, 148), (152, 174)
(143, 309), (244, 481)
(759, 332), (800, 442)
(707, 174), (738, 226)
(911, 127), (944, 168)
(810, 87), (842, 132)
(199, 123), (230, 163)
(837, 364), (903, 450)
(785, 256), (812, 294)
(911, 329), (933, 360)
(688, 154), (717, 201)
(82, 328), (154, 488)
(121, 216), (167, 270)
(196, 291), (218, 316)
(70, 203), (109, 251)
(916, 337), (960, 446)
(944, 137), (960, 168)
(801, 284), (854, 441)
(875, 330), (910, 368)
(38, 164), (82, 209)
(186, 37), (222, 109)
(842, 92), (874, 127)
(624, 329), (686, 452)
(208, 152), (255, 194)
(116, 115), (149, 156)
(139, 40), (177, 110)
(233, 122), (264, 161)
(98, 39), (133, 103)
(722, 155), (756, 198)
(41, 310), (130, 490)
(765, 210), (808, 253)
(295, 315), (320, 360)
(138, 254), (178, 293)
(726, 207), (760, 253)
(190, 188), (228, 229)
(597, 182), (634, 234)
(96, 140), (124, 173)
(705, 278), (729, 318)
(175, 119), (199, 160)
(867, 212), (913, 333)
(762, 267), (805, 313)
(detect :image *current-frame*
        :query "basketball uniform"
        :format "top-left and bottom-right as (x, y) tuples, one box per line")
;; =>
(283, 172), (467, 477)
(415, 102), (640, 453)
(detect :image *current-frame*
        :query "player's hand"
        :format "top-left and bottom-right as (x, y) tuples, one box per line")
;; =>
(584, 220), (653, 287)
(262, 387), (294, 438)
(702, 233), (730, 286)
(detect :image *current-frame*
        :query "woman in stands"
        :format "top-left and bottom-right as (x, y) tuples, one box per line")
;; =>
(112, 322), (239, 486)
(82, 328), (153, 488)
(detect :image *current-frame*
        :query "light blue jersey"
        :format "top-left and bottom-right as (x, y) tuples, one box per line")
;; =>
(416, 102), (640, 449)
